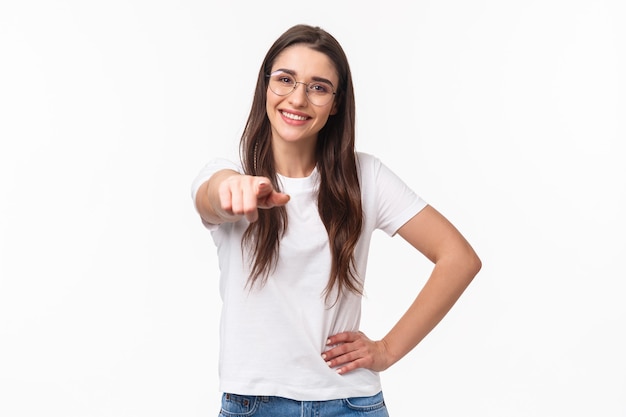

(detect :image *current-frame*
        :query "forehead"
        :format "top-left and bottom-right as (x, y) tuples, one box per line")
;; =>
(271, 44), (338, 83)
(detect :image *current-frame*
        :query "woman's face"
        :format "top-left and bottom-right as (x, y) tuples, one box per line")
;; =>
(266, 44), (338, 149)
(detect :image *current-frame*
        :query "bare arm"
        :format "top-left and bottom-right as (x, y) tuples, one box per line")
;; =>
(322, 205), (482, 374)
(379, 205), (482, 364)
(195, 169), (290, 225)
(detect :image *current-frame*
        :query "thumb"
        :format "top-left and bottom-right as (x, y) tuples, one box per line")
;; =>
(268, 191), (290, 207)
(256, 181), (272, 198)
(256, 181), (290, 208)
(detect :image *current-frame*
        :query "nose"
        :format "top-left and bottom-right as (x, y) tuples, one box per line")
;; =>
(289, 82), (308, 105)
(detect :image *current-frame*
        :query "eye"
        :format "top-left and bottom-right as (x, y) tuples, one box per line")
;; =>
(309, 82), (332, 94)
(277, 75), (295, 85)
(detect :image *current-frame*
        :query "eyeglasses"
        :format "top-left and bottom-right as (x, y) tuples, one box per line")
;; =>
(267, 70), (336, 106)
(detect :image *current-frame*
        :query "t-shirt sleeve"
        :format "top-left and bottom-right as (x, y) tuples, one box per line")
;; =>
(190, 158), (242, 230)
(359, 153), (428, 236)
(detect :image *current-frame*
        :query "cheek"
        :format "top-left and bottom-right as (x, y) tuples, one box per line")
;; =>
(266, 91), (279, 114)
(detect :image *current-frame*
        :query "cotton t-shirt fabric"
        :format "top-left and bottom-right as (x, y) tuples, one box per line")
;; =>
(191, 152), (427, 401)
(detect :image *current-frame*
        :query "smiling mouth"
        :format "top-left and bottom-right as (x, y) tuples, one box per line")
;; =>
(281, 111), (309, 121)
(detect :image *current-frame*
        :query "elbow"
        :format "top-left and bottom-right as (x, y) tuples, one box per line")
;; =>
(451, 242), (481, 282)
(467, 250), (482, 280)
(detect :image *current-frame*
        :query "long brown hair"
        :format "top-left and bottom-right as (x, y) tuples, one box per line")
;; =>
(240, 24), (362, 300)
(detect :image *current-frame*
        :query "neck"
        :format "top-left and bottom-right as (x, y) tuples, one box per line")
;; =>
(272, 140), (316, 178)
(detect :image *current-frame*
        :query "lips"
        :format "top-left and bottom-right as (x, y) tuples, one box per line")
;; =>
(280, 110), (309, 121)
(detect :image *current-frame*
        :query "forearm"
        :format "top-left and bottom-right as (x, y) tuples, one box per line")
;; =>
(381, 254), (481, 366)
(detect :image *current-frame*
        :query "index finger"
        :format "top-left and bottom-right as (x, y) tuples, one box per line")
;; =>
(326, 331), (361, 346)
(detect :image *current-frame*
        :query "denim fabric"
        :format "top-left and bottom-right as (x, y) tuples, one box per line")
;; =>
(218, 391), (389, 417)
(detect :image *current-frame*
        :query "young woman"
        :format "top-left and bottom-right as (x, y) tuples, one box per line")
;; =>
(192, 24), (481, 417)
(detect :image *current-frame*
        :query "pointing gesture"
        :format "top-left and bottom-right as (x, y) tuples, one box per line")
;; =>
(197, 169), (290, 225)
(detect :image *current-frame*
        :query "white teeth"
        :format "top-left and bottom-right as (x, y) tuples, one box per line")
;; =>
(282, 111), (308, 121)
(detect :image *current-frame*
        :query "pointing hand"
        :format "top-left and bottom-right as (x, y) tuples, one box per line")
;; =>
(218, 175), (290, 222)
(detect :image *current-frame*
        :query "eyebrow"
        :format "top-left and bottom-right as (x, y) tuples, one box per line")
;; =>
(272, 68), (336, 88)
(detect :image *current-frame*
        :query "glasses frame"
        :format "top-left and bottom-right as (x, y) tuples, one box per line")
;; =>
(266, 70), (336, 107)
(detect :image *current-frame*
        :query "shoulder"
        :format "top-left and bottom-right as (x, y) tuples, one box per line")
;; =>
(355, 150), (419, 196)
(356, 151), (399, 181)
(355, 151), (383, 174)
(191, 157), (242, 201)
(356, 151), (378, 164)
(193, 158), (242, 184)
(201, 157), (242, 172)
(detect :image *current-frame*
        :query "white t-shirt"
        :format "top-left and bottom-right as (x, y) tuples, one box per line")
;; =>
(191, 152), (427, 401)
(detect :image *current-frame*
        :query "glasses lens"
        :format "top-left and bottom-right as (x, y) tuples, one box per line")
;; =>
(268, 71), (335, 106)
(268, 72), (296, 96)
(306, 81), (334, 106)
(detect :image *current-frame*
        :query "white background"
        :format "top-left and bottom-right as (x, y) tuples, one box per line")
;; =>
(1, 1), (624, 416)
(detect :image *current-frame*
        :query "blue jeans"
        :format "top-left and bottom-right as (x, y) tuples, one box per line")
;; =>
(218, 391), (389, 417)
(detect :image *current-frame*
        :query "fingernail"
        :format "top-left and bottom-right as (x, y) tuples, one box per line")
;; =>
(336, 369), (343, 374)
(326, 361), (332, 367)
(321, 354), (326, 359)
(326, 339), (331, 345)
